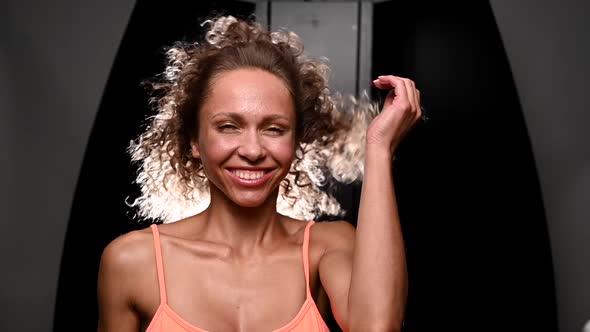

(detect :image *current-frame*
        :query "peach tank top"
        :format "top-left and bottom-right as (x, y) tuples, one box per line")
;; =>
(145, 221), (331, 332)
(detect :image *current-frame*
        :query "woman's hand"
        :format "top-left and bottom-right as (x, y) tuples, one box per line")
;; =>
(367, 75), (422, 153)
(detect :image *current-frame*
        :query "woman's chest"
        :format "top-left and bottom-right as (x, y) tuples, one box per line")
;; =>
(137, 245), (324, 331)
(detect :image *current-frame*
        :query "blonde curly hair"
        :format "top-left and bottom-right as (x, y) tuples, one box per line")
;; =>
(127, 15), (380, 223)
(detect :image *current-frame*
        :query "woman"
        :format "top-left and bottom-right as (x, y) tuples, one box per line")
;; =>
(98, 15), (421, 332)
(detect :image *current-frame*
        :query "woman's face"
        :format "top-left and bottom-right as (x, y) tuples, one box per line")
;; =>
(192, 68), (296, 207)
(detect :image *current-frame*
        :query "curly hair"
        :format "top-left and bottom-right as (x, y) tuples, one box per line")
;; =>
(127, 15), (380, 223)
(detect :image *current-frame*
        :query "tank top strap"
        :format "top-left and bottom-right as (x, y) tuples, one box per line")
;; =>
(149, 224), (168, 304)
(302, 220), (315, 296)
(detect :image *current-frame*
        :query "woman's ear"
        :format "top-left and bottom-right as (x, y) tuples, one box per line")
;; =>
(191, 140), (201, 159)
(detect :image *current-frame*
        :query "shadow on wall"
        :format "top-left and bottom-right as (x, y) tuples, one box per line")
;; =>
(53, 1), (558, 332)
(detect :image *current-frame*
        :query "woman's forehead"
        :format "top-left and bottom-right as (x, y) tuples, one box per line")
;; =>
(202, 68), (295, 120)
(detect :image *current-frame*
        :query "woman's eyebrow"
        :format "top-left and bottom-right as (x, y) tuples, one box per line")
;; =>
(210, 112), (291, 122)
(210, 112), (243, 121)
(263, 114), (291, 122)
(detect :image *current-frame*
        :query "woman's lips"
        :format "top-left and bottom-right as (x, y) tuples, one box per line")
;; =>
(226, 168), (276, 188)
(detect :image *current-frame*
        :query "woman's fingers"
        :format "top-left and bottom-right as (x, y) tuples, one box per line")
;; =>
(375, 76), (419, 115)
(373, 75), (422, 122)
(415, 88), (422, 121)
(375, 76), (409, 109)
(407, 79), (422, 121)
(403, 78), (417, 116)
(367, 75), (422, 150)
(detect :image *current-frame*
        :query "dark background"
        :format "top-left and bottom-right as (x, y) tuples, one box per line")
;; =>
(2, 1), (589, 331)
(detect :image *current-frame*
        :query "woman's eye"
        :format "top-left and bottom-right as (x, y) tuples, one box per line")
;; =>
(267, 126), (286, 135)
(218, 124), (239, 132)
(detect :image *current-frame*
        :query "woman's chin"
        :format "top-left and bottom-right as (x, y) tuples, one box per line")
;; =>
(237, 201), (264, 208)
(231, 195), (270, 208)
(217, 183), (281, 209)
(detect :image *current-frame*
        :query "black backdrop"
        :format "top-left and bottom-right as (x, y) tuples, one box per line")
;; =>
(54, 1), (558, 331)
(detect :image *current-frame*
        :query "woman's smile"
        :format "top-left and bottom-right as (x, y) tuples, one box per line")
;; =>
(225, 167), (277, 188)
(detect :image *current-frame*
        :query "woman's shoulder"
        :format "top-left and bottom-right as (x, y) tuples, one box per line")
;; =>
(311, 220), (356, 250)
(97, 226), (159, 315)
(99, 226), (156, 277)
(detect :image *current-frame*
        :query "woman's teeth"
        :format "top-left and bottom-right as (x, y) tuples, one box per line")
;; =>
(233, 170), (265, 180)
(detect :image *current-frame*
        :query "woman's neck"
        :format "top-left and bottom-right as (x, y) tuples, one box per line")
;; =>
(200, 187), (286, 255)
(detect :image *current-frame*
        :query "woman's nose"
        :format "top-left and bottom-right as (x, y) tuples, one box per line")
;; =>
(237, 131), (266, 162)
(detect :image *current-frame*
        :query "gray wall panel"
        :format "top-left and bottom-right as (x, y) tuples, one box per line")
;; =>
(0, 1), (134, 330)
(490, 1), (590, 331)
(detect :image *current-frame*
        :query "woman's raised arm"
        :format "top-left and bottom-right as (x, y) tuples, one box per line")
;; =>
(319, 75), (421, 332)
